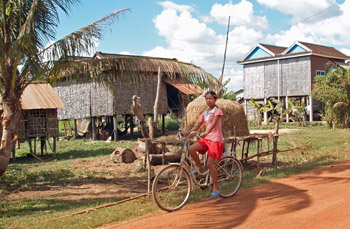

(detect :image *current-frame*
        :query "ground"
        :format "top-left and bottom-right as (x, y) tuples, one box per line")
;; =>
(104, 159), (350, 229)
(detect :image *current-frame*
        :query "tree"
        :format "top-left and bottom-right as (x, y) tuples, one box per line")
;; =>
(0, 0), (217, 176)
(312, 63), (350, 130)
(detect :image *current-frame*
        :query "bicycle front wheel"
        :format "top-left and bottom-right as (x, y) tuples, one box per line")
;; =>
(216, 156), (242, 198)
(152, 164), (192, 212)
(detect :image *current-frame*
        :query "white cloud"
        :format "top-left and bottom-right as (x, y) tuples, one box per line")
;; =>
(264, 1), (350, 47)
(146, 1), (350, 92)
(145, 1), (265, 92)
(158, 1), (194, 12)
(340, 48), (350, 56)
(210, 0), (268, 30)
(257, 0), (342, 23)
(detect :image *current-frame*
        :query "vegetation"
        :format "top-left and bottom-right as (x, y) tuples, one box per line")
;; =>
(0, 0), (128, 177)
(1, 124), (350, 228)
(312, 64), (350, 130)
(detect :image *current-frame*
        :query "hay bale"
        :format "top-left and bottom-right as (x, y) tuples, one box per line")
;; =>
(181, 97), (249, 137)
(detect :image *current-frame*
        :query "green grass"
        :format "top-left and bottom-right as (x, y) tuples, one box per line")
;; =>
(2, 125), (350, 228)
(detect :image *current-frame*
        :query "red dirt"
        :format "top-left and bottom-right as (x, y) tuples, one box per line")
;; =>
(104, 160), (350, 229)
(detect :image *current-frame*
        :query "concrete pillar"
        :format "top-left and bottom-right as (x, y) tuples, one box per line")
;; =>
(309, 95), (313, 122)
(286, 96), (289, 123)
(264, 98), (268, 125)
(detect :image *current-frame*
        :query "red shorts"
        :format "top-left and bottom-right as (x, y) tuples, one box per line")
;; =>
(197, 138), (224, 161)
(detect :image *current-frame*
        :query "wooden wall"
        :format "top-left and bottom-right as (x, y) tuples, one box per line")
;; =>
(244, 56), (312, 100)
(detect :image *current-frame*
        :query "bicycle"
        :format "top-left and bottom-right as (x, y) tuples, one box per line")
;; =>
(152, 130), (243, 212)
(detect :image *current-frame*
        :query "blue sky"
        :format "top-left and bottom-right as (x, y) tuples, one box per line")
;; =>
(56, 0), (349, 92)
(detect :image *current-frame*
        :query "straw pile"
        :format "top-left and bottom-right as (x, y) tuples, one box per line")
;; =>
(182, 97), (249, 137)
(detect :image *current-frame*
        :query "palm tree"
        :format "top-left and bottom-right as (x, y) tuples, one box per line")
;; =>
(0, 0), (217, 177)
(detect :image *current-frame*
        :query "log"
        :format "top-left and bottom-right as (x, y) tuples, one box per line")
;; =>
(111, 147), (136, 164)
(137, 140), (167, 154)
(149, 151), (182, 165)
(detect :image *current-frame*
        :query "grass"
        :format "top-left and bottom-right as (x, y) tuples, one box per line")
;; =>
(2, 124), (350, 228)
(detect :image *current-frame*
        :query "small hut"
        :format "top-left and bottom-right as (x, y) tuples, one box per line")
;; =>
(54, 52), (217, 140)
(0, 83), (65, 159)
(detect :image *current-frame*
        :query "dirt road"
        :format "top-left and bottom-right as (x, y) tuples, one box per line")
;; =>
(104, 160), (350, 229)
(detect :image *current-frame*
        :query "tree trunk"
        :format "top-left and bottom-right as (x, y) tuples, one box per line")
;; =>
(0, 92), (20, 176)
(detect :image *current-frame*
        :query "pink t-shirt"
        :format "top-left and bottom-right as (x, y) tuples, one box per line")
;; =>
(199, 106), (223, 143)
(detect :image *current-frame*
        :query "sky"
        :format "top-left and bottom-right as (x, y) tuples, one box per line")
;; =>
(55, 0), (349, 92)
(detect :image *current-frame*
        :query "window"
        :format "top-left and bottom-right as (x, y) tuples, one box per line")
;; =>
(316, 70), (325, 76)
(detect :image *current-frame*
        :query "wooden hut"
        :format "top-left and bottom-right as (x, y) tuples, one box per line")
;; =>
(0, 83), (65, 159)
(54, 52), (216, 140)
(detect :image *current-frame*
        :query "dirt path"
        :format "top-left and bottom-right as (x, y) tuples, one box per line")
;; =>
(103, 160), (350, 229)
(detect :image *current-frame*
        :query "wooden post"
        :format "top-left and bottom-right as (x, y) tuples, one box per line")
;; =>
(145, 139), (151, 192)
(162, 114), (165, 134)
(130, 115), (134, 136)
(53, 137), (57, 158)
(150, 66), (163, 139)
(40, 138), (45, 156)
(92, 117), (96, 141)
(161, 142), (166, 165)
(272, 135), (279, 166)
(113, 114), (118, 141)
(74, 119), (77, 138)
(34, 138), (37, 154)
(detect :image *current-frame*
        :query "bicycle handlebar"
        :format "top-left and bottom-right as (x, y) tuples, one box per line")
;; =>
(178, 129), (201, 141)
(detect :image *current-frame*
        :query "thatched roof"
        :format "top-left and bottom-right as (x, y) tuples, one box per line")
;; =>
(55, 52), (219, 90)
(182, 97), (250, 137)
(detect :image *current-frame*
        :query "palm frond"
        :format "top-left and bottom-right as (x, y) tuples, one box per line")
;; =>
(40, 8), (129, 62)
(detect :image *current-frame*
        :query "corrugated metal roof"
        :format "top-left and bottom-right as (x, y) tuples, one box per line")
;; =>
(20, 84), (65, 110)
(164, 78), (203, 95)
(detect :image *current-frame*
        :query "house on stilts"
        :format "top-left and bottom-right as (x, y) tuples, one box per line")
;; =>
(0, 83), (65, 160)
(54, 52), (217, 140)
(238, 41), (350, 122)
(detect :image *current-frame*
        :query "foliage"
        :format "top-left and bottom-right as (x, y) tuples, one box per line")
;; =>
(220, 78), (236, 100)
(312, 64), (350, 129)
(287, 99), (307, 127)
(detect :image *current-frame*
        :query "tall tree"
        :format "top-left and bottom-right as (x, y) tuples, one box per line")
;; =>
(0, 0), (216, 176)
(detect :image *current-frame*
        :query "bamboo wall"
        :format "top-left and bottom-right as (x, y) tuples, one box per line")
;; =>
(54, 73), (169, 120)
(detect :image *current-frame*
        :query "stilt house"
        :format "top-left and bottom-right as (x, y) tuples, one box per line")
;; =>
(238, 41), (350, 121)
(54, 52), (216, 140)
(0, 83), (65, 159)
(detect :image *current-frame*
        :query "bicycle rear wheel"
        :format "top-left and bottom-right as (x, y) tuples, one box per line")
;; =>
(152, 164), (192, 212)
(216, 156), (242, 198)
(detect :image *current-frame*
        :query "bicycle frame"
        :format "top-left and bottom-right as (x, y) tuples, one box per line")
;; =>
(174, 130), (211, 190)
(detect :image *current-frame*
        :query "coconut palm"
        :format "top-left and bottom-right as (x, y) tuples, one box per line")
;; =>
(0, 0), (217, 177)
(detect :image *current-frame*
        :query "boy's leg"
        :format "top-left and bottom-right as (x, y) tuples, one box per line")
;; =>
(189, 142), (205, 172)
(207, 157), (219, 191)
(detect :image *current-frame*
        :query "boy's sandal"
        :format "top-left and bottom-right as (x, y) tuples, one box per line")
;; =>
(210, 190), (221, 199)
